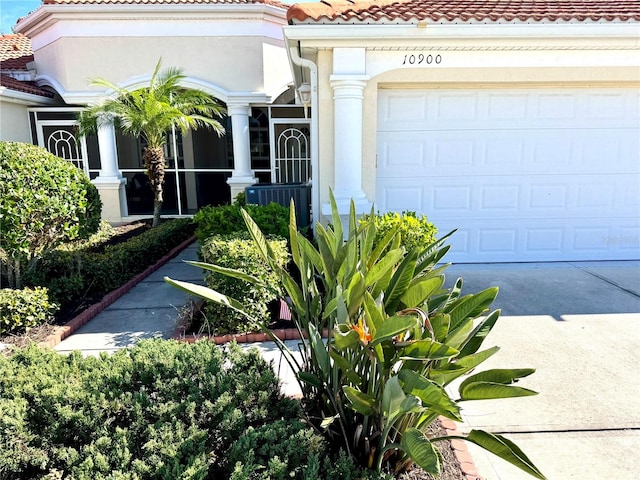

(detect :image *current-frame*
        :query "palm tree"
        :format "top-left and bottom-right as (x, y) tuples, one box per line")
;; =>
(78, 58), (225, 227)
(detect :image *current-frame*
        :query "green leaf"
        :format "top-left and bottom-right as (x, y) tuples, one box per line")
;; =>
(164, 278), (250, 317)
(453, 346), (500, 370)
(449, 287), (499, 330)
(329, 189), (343, 248)
(385, 250), (418, 313)
(343, 386), (376, 415)
(458, 309), (501, 357)
(241, 208), (277, 270)
(329, 350), (362, 386)
(364, 248), (404, 288)
(347, 272), (366, 317)
(464, 430), (547, 479)
(401, 339), (460, 361)
(459, 369), (537, 400)
(309, 323), (330, 378)
(460, 368), (536, 392)
(460, 382), (539, 400)
(401, 428), (440, 475)
(298, 371), (322, 389)
(381, 376), (405, 419)
(400, 276), (444, 309)
(445, 318), (474, 349)
(334, 324), (360, 350)
(429, 313), (450, 342)
(398, 370), (462, 421)
(371, 316), (417, 346)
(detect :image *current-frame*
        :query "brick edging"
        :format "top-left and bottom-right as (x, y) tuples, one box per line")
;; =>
(38, 235), (197, 349)
(439, 417), (484, 480)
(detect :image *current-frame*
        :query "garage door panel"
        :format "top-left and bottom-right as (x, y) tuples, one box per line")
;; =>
(378, 175), (636, 219)
(430, 220), (639, 262)
(378, 129), (636, 177)
(376, 88), (639, 261)
(379, 89), (639, 132)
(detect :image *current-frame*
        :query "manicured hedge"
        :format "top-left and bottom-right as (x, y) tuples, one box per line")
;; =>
(199, 233), (289, 334)
(194, 202), (290, 243)
(25, 218), (195, 307)
(359, 211), (438, 255)
(0, 340), (299, 479)
(0, 287), (58, 336)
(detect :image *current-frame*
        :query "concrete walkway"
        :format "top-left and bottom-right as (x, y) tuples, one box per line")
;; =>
(53, 243), (640, 480)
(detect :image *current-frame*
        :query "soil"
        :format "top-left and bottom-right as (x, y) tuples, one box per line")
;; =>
(398, 420), (468, 480)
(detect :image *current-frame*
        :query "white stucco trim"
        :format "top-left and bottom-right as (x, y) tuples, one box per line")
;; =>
(36, 73), (272, 106)
(16, 3), (288, 50)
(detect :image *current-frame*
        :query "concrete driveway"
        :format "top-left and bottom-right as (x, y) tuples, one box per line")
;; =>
(443, 261), (640, 480)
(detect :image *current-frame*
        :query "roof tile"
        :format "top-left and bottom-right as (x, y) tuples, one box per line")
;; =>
(0, 74), (54, 97)
(287, 0), (640, 24)
(42, 0), (289, 8)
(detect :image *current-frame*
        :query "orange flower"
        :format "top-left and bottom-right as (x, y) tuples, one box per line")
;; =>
(352, 318), (372, 345)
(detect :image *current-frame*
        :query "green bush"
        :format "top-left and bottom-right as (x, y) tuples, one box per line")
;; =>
(0, 287), (58, 336)
(227, 420), (387, 480)
(0, 340), (299, 479)
(167, 192), (545, 479)
(227, 419), (326, 479)
(199, 233), (289, 334)
(359, 211), (437, 254)
(194, 202), (290, 242)
(0, 141), (102, 289)
(24, 218), (195, 307)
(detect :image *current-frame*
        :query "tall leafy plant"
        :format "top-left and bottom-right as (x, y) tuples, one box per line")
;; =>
(78, 58), (225, 227)
(166, 192), (546, 479)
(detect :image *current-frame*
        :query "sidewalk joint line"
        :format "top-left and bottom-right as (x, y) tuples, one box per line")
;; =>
(569, 263), (640, 299)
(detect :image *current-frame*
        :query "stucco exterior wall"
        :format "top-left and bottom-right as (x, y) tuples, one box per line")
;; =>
(0, 99), (32, 143)
(311, 41), (640, 214)
(33, 35), (286, 98)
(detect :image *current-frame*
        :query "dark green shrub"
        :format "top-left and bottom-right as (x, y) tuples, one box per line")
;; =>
(200, 233), (289, 334)
(227, 419), (326, 479)
(359, 211), (438, 254)
(0, 340), (299, 479)
(194, 202), (290, 242)
(0, 287), (58, 336)
(0, 141), (102, 289)
(24, 218), (195, 307)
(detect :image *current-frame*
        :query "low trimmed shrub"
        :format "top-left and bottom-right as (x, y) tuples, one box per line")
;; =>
(194, 202), (290, 242)
(0, 287), (58, 336)
(0, 340), (299, 479)
(359, 211), (438, 254)
(199, 233), (289, 334)
(0, 141), (102, 289)
(25, 218), (195, 308)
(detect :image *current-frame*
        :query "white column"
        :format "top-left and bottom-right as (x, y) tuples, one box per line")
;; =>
(91, 121), (128, 222)
(226, 103), (257, 199)
(325, 75), (372, 215)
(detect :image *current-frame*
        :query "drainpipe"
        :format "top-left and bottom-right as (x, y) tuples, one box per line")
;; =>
(289, 46), (319, 230)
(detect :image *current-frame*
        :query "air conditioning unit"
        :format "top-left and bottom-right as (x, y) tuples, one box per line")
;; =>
(245, 183), (311, 228)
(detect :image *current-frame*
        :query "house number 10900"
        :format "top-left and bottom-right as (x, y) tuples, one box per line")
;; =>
(402, 54), (442, 65)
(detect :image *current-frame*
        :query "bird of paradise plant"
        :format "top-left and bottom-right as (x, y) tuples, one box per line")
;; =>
(166, 191), (546, 479)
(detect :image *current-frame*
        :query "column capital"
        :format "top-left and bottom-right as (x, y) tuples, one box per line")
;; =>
(226, 103), (251, 117)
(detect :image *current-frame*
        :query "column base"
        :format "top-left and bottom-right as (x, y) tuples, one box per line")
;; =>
(321, 192), (372, 217)
(227, 175), (258, 201)
(91, 176), (128, 223)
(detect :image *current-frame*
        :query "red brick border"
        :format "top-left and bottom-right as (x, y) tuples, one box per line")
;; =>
(439, 417), (484, 480)
(38, 235), (197, 349)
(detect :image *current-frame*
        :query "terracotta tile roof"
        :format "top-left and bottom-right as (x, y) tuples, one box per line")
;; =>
(287, 0), (640, 24)
(42, 0), (289, 8)
(0, 74), (54, 97)
(0, 34), (33, 69)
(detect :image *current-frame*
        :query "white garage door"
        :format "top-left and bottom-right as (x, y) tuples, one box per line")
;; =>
(376, 88), (640, 262)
